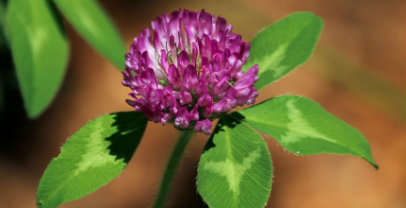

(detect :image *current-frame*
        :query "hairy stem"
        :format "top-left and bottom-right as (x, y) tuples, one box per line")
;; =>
(153, 129), (194, 208)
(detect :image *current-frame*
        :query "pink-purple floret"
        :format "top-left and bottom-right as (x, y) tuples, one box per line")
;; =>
(122, 9), (259, 135)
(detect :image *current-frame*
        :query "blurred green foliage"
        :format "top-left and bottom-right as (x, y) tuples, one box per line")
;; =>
(1, 0), (126, 118)
(6, 0), (69, 118)
(54, 0), (126, 69)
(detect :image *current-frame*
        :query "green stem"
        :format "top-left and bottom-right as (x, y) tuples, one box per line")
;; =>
(153, 129), (194, 208)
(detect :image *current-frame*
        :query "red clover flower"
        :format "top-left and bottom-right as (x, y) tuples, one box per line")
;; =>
(122, 9), (259, 135)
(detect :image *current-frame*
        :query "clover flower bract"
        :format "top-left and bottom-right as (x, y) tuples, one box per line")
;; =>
(122, 9), (259, 135)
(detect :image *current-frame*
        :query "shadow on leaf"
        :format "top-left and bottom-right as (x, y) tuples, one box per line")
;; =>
(203, 112), (245, 153)
(105, 112), (147, 163)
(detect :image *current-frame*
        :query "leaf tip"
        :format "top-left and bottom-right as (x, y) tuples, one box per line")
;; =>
(368, 159), (379, 170)
(25, 99), (49, 119)
(27, 108), (42, 119)
(373, 164), (379, 170)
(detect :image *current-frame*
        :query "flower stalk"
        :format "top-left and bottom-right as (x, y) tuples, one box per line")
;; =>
(153, 129), (194, 208)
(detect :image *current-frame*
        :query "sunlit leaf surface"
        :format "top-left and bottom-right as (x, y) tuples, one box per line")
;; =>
(37, 112), (147, 208)
(198, 115), (273, 208)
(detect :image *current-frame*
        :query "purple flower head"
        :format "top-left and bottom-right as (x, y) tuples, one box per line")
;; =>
(122, 9), (259, 135)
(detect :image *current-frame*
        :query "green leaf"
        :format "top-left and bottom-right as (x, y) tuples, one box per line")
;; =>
(238, 95), (378, 168)
(244, 12), (323, 90)
(37, 112), (148, 208)
(197, 115), (273, 208)
(6, 0), (69, 118)
(0, 1), (7, 47)
(0, 1), (5, 28)
(54, 0), (126, 69)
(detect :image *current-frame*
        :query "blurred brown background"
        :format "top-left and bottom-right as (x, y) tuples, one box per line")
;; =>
(0, 0), (405, 207)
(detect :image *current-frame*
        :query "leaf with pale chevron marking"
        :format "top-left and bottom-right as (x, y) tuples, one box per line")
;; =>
(243, 12), (323, 90)
(37, 112), (147, 208)
(238, 95), (378, 168)
(197, 115), (273, 208)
